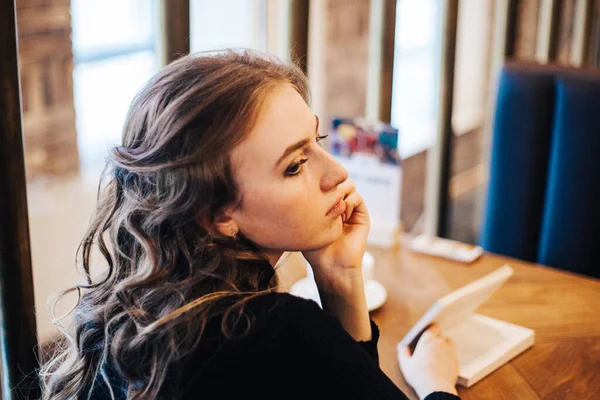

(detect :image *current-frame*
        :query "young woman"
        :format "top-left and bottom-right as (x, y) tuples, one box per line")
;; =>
(43, 49), (460, 400)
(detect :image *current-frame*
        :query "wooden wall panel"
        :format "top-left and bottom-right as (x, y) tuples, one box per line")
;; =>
(589, 0), (600, 65)
(16, 0), (79, 179)
(556, 0), (577, 63)
(325, 0), (371, 123)
(514, 0), (541, 60)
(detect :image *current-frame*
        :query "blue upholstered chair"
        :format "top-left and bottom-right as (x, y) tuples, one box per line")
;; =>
(538, 75), (600, 276)
(480, 65), (556, 262)
(481, 63), (600, 278)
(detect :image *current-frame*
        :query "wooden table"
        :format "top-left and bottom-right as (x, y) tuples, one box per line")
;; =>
(277, 239), (600, 400)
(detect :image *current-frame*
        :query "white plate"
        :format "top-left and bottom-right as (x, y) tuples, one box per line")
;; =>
(289, 277), (388, 312)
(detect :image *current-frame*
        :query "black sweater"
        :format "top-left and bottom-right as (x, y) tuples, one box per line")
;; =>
(90, 290), (460, 399)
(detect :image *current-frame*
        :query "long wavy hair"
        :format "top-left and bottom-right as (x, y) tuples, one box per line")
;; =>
(41, 49), (309, 399)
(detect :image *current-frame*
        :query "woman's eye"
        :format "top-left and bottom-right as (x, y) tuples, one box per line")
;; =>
(285, 159), (308, 176)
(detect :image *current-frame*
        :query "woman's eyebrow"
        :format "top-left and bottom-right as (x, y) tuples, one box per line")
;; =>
(274, 115), (319, 168)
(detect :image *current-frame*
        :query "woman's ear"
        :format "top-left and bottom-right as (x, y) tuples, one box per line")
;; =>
(197, 208), (239, 237)
(211, 209), (239, 238)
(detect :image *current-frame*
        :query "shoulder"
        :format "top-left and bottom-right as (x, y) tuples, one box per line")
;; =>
(194, 292), (329, 342)
(241, 292), (357, 353)
(244, 291), (339, 332)
(178, 293), (331, 374)
(245, 291), (318, 311)
(245, 291), (321, 315)
(205, 291), (344, 349)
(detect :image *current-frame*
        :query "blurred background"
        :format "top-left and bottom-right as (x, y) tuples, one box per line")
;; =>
(13, 0), (600, 343)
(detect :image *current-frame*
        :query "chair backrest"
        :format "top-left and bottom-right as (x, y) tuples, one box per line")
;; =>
(481, 62), (600, 278)
(538, 74), (600, 276)
(481, 64), (557, 262)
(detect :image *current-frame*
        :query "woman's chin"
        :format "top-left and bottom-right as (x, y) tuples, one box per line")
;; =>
(326, 216), (345, 239)
(302, 218), (344, 250)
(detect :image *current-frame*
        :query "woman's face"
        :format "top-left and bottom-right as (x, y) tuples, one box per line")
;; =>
(228, 85), (349, 264)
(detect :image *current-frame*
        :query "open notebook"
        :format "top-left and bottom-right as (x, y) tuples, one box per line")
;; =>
(399, 265), (535, 387)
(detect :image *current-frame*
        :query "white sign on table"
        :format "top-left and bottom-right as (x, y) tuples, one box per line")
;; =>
(329, 118), (402, 248)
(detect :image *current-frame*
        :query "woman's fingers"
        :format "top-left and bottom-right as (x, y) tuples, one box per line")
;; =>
(343, 191), (356, 222)
(335, 179), (369, 225)
(342, 191), (369, 225)
(338, 179), (356, 222)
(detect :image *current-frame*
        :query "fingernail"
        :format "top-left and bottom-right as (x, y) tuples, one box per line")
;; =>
(342, 213), (346, 222)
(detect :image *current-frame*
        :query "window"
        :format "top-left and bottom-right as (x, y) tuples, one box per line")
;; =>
(72, 0), (272, 174)
(390, 0), (442, 159)
(190, 0), (267, 52)
(71, 0), (159, 172)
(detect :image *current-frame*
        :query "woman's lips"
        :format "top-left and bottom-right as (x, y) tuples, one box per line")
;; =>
(326, 198), (346, 217)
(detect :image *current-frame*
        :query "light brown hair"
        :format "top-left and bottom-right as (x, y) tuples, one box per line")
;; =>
(41, 49), (309, 399)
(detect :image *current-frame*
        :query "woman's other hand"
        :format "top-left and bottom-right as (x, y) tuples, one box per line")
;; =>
(397, 324), (459, 399)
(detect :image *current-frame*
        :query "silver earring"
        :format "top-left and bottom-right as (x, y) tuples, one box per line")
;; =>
(231, 229), (238, 240)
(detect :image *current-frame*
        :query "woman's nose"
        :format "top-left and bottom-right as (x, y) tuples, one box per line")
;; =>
(320, 151), (349, 191)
